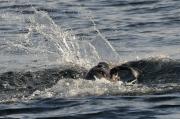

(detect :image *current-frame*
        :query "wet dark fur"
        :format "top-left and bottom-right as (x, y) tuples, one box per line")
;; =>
(85, 62), (110, 80)
(110, 66), (137, 83)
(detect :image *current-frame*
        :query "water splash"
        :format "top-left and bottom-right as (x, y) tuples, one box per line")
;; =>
(77, 5), (121, 63)
(28, 10), (120, 67)
(0, 3), (120, 69)
(28, 78), (180, 100)
(27, 11), (90, 66)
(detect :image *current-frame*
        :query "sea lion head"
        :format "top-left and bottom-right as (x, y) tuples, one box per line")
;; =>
(110, 66), (139, 84)
(85, 62), (110, 80)
(97, 62), (109, 69)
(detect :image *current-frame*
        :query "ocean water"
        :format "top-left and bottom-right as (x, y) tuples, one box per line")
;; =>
(0, 0), (180, 118)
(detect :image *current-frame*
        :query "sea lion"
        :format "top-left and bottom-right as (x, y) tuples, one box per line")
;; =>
(85, 62), (110, 80)
(110, 65), (140, 84)
(85, 62), (141, 83)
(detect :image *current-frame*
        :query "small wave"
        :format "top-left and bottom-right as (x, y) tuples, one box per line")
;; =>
(97, 0), (159, 7)
(1, 58), (180, 103)
(28, 78), (180, 100)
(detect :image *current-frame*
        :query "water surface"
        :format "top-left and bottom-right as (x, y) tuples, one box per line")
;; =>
(0, 0), (180, 118)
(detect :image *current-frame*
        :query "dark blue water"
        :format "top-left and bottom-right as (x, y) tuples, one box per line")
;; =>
(1, 95), (180, 119)
(1, 0), (180, 118)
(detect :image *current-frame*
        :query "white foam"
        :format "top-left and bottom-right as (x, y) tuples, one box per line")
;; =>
(27, 78), (155, 100)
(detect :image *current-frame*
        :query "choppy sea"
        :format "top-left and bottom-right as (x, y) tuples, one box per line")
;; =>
(0, 0), (180, 118)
